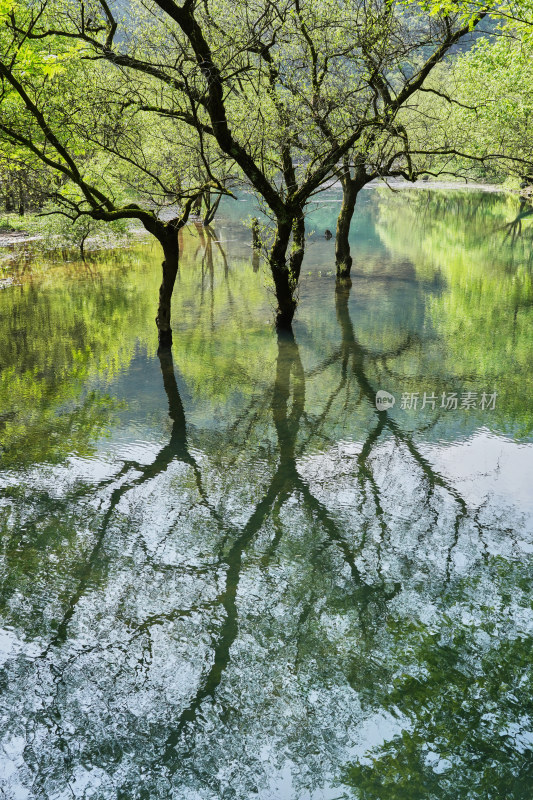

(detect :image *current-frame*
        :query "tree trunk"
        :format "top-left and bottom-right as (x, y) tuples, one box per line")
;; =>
(335, 176), (358, 279)
(269, 218), (294, 329)
(269, 212), (305, 329)
(251, 217), (261, 272)
(156, 233), (180, 350)
(203, 193), (221, 226)
(251, 217), (261, 249)
(289, 213), (305, 284)
(79, 233), (88, 261)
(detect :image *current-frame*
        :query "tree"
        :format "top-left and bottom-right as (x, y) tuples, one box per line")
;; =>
(0, 0), (234, 347)
(281, 0), (502, 277)
(444, 17), (533, 185)
(5, 0), (529, 327)
(0, 155), (54, 214)
(17, 0), (479, 322)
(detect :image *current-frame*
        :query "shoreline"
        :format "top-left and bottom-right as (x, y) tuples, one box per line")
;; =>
(0, 180), (526, 250)
(365, 178), (512, 193)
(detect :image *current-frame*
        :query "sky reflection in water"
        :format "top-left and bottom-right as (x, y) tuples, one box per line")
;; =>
(0, 188), (532, 799)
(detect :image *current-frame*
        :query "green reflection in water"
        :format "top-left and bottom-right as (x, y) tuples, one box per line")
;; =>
(0, 190), (532, 799)
(375, 190), (533, 439)
(0, 248), (159, 467)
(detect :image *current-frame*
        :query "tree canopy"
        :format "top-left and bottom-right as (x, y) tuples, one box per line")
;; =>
(0, 0), (531, 337)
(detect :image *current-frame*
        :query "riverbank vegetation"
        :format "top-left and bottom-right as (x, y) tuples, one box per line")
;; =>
(1, 0), (532, 343)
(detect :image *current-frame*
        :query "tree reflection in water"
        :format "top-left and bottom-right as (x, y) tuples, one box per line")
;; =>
(0, 198), (532, 799)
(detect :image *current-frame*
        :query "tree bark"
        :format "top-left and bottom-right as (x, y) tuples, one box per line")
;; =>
(251, 217), (261, 249)
(156, 231), (180, 350)
(289, 213), (305, 284)
(79, 233), (88, 261)
(269, 212), (305, 329)
(335, 175), (358, 279)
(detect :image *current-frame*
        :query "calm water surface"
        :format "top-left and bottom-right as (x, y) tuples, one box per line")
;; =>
(0, 189), (532, 799)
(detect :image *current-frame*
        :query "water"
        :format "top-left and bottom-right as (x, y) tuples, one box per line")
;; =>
(0, 188), (532, 799)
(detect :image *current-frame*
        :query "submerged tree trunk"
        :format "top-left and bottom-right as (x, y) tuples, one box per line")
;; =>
(148, 201), (195, 349)
(79, 233), (88, 261)
(156, 231), (180, 350)
(269, 212), (305, 329)
(335, 175), (358, 279)
(290, 213), (305, 281)
(251, 217), (261, 249)
(203, 193), (222, 227)
(251, 217), (261, 272)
